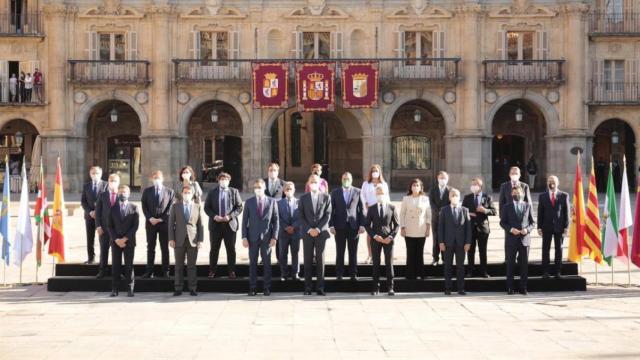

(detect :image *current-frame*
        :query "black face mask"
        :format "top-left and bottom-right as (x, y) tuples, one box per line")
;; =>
(118, 194), (129, 202)
(512, 194), (523, 202)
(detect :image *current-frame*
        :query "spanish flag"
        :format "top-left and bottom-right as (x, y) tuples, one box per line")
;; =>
(48, 157), (65, 262)
(568, 151), (586, 263)
(584, 157), (603, 263)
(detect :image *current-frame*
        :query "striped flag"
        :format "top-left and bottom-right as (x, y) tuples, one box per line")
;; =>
(631, 176), (640, 268)
(568, 152), (586, 263)
(584, 157), (604, 264)
(0, 156), (10, 266)
(617, 156), (632, 262)
(48, 157), (65, 262)
(34, 159), (50, 267)
(602, 163), (618, 265)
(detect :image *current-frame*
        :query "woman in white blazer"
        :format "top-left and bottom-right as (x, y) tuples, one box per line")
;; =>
(400, 178), (431, 280)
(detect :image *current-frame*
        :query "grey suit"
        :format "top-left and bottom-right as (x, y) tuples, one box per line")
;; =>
(169, 201), (204, 292)
(500, 201), (535, 291)
(242, 196), (279, 290)
(299, 192), (332, 292)
(438, 206), (472, 292)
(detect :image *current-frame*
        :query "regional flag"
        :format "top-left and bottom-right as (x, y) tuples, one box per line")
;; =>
(13, 159), (33, 266)
(48, 157), (65, 262)
(0, 156), (10, 266)
(584, 157), (604, 264)
(631, 176), (640, 268)
(568, 152), (586, 263)
(34, 158), (50, 267)
(602, 163), (619, 265)
(617, 156), (632, 262)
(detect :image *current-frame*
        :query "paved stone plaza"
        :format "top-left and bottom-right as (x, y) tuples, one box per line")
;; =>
(1, 193), (639, 359)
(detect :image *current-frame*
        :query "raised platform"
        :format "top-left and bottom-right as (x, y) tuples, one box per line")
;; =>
(47, 262), (587, 293)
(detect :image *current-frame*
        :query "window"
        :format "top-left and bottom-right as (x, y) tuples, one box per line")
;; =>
(99, 33), (125, 61)
(302, 32), (330, 59)
(506, 31), (533, 62)
(392, 136), (431, 170)
(606, 0), (623, 21)
(604, 59), (625, 90)
(200, 31), (229, 63)
(404, 31), (433, 65)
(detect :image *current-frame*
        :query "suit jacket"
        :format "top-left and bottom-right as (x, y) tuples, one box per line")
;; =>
(242, 196), (279, 242)
(95, 190), (118, 229)
(204, 187), (243, 231)
(438, 206), (472, 247)
(428, 185), (451, 225)
(364, 203), (399, 242)
(498, 181), (532, 208)
(500, 201), (535, 247)
(462, 192), (496, 234)
(80, 180), (108, 220)
(168, 201), (204, 247)
(264, 177), (285, 199)
(537, 191), (570, 234)
(299, 192), (332, 241)
(107, 202), (140, 247)
(329, 187), (364, 230)
(278, 197), (300, 237)
(141, 185), (175, 224)
(399, 195), (431, 238)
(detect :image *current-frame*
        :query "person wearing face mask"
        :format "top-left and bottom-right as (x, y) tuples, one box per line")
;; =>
(107, 185), (139, 297)
(329, 172), (365, 280)
(360, 164), (389, 264)
(438, 188), (472, 295)
(536, 175), (569, 279)
(500, 186), (535, 295)
(264, 163), (285, 199)
(242, 179), (279, 296)
(462, 178), (496, 278)
(80, 166), (108, 265)
(498, 166), (532, 262)
(94, 173), (121, 279)
(400, 178), (431, 280)
(304, 163), (329, 193)
(277, 182), (301, 281)
(204, 172), (243, 279)
(141, 170), (175, 279)
(174, 166), (203, 204)
(299, 174), (332, 295)
(428, 171), (451, 266)
(364, 185), (399, 296)
(169, 185), (204, 296)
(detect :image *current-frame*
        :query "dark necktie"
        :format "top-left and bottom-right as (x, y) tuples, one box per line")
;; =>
(93, 182), (98, 196)
(120, 203), (126, 218)
(258, 197), (263, 217)
(220, 190), (227, 217)
(475, 194), (480, 208)
(184, 203), (191, 220)
(379, 204), (383, 219)
(155, 187), (160, 204)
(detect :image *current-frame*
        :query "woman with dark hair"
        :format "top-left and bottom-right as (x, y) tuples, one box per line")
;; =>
(400, 178), (431, 279)
(174, 166), (203, 204)
(360, 164), (389, 264)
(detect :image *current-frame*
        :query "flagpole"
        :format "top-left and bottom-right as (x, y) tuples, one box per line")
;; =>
(611, 260), (614, 285)
(35, 221), (40, 284)
(627, 256), (631, 286)
(595, 261), (598, 285)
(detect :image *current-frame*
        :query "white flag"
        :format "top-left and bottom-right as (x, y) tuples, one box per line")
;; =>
(13, 160), (33, 266)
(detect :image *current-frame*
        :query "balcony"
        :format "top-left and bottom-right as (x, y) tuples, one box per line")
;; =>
(589, 81), (640, 105)
(0, 80), (46, 106)
(68, 60), (151, 85)
(172, 58), (461, 84)
(0, 12), (43, 36)
(482, 60), (565, 86)
(589, 12), (640, 36)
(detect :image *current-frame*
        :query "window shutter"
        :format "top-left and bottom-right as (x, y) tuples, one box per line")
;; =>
(536, 30), (548, 60)
(432, 30), (445, 58)
(394, 31), (405, 58)
(127, 31), (138, 60)
(330, 31), (344, 59)
(85, 31), (98, 60)
(194, 31), (201, 60)
(497, 30), (506, 60)
(0, 60), (8, 102)
(291, 31), (302, 59)
(230, 30), (240, 59)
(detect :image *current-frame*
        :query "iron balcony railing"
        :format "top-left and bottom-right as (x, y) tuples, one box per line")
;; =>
(0, 79), (46, 105)
(589, 81), (640, 104)
(483, 59), (565, 85)
(172, 58), (461, 84)
(0, 12), (43, 36)
(588, 12), (640, 35)
(68, 60), (151, 85)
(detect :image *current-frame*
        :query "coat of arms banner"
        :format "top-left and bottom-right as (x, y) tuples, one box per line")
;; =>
(296, 62), (335, 112)
(252, 62), (289, 108)
(341, 62), (379, 108)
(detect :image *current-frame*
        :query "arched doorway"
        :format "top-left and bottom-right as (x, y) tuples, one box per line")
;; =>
(0, 119), (39, 191)
(87, 100), (142, 188)
(389, 100), (446, 190)
(593, 119), (636, 192)
(187, 100), (243, 189)
(270, 107), (363, 187)
(491, 99), (546, 190)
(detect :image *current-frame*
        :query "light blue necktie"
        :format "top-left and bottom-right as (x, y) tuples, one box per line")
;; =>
(184, 203), (191, 220)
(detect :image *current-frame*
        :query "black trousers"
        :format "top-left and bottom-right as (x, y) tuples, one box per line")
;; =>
(542, 231), (564, 275)
(431, 219), (442, 262)
(278, 233), (300, 278)
(174, 242), (198, 292)
(335, 227), (359, 277)
(506, 240), (529, 291)
(443, 245), (466, 291)
(84, 217), (96, 261)
(98, 233), (110, 272)
(111, 243), (135, 291)
(467, 227), (489, 274)
(209, 223), (237, 273)
(371, 239), (394, 289)
(145, 222), (169, 273)
(405, 236), (426, 279)
(303, 235), (327, 291)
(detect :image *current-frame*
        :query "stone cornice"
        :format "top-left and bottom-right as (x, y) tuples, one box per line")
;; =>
(42, 4), (78, 16)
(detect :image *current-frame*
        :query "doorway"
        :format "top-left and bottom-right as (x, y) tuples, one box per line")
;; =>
(107, 135), (141, 189)
(492, 135), (525, 189)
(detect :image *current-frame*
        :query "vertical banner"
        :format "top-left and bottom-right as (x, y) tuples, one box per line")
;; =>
(296, 62), (335, 112)
(342, 62), (379, 108)
(252, 62), (289, 108)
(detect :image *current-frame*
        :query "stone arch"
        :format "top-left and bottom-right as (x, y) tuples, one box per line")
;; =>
(177, 91), (251, 138)
(382, 92), (455, 136)
(484, 91), (559, 136)
(0, 115), (43, 134)
(74, 92), (148, 137)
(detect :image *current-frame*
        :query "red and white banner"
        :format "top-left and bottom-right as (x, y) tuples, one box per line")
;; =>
(296, 63), (335, 112)
(252, 62), (289, 109)
(341, 62), (379, 108)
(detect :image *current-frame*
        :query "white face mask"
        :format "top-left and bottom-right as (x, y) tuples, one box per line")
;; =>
(268, 171), (278, 179)
(285, 190), (294, 198)
(182, 173), (191, 181)
(90, 173), (101, 182)
(254, 188), (264, 197)
(309, 183), (319, 192)
(450, 196), (460, 206)
(438, 178), (448, 187)
(183, 193), (193, 202)
(219, 180), (229, 189)
(411, 185), (421, 194)
(510, 174), (520, 182)
(108, 181), (119, 191)
(371, 171), (380, 179)
(376, 194), (386, 204)
(152, 178), (163, 187)
(470, 185), (480, 194)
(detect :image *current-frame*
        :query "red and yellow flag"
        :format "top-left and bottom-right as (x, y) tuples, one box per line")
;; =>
(48, 157), (65, 262)
(584, 157), (604, 263)
(34, 159), (51, 267)
(568, 152), (586, 263)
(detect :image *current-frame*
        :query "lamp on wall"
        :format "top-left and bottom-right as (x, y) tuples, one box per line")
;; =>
(611, 130), (620, 144)
(211, 106), (219, 123)
(515, 107), (524, 122)
(14, 131), (24, 147)
(413, 109), (422, 123)
(109, 105), (118, 123)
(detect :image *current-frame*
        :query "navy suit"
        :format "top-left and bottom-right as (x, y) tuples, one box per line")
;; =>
(429, 186), (451, 262)
(438, 206), (472, 292)
(95, 190), (118, 272)
(277, 197), (301, 278)
(537, 191), (570, 275)
(141, 185), (175, 275)
(80, 180), (108, 261)
(364, 203), (399, 290)
(242, 196), (279, 290)
(500, 201), (535, 291)
(329, 186), (364, 278)
(107, 202), (140, 292)
(204, 186), (243, 274)
(299, 192), (332, 292)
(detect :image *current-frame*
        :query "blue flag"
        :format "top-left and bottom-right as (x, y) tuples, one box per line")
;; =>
(1, 156), (11, 265)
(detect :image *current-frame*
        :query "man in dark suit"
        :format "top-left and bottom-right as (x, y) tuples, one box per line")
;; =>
(80, 166), (108, 264)
(498, 166), (532, 261)
(500, 185), (535, 295)
(462, 177), (496, 278)
(537, 175), (570, 279)
(141, 170), (175, 278)
(204, 172), (243, 279)
(94, 173), (120, 279)
(277, 182), (301, 281)
(428, 171), (451, 265)
(439, 188), (472, 295)
(330, 172), (365, 280)
(242, 179), (279, 296)
(299, 174), (332, 296)
(169, 185), (204, 296)
(264, 162), (285, 263)
(107, 185), (139, 297)
(364, 185), (399, 296)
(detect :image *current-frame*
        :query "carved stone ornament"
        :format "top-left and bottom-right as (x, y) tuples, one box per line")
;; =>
(74, 91), (88, 104)
(546, 90), (559, 104)
(135, 91), (149, 104)
(443, 90), (456, 104)
(308, 0), (326, 16)
(382, 91), (395, 104)
(485, 91), (498, 104)
(177, 91), (190, 105)
(238, 92), (251, 104)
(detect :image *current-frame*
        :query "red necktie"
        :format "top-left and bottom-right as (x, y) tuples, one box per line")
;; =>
(551, 192), (556, 207)
(110, 192), (116, 206)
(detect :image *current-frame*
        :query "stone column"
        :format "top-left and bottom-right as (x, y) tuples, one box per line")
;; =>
(457, 4), (483, 130)
(563, 4), (590, 131)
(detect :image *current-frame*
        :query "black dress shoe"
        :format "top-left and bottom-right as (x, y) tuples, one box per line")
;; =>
(248, 289), (257, 296)
(228, 272), (237, 279)
(554, 274), (563, 279)
(336, 276), (343, 281)
(142, 272), (154, 279)
(542, 273), (550, 280)
(292, 275), (301, 281)
(84, 259), (95, 265)
(280, 277), (286, 282)
(316, 290), (326, 296)
(189, 290), (198, 296)
(110, 290), (119, 297)
(507, 289), (515, 295)
(127, 289), (134, 297)
(431, 260), (439, 266)
(173, 291), (182, 296)
(263, 289), (271, 296)
(96, 271), (105, 279)
(519, 290), (528, 295)
(371, 287), (379, 295)
(160, 271), (170, 278)
(388, 289), (395, 296)
(304, 291), (312, 295)
(208, 271), (216, 279)
(458, 291), (467, 296)
(481, 273), (490, 278)
(444, 290), (452, 295)
(350, 276), (358, 281)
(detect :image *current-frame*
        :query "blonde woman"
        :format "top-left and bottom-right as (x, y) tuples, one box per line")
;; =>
(360, 164), (389, 264)
(400, 179), (431, 280)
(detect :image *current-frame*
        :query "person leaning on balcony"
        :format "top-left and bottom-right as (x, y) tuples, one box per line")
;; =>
(9, 74), (17, 102)
(33, 68), (43, 103)
(24, 73), (33, 102)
